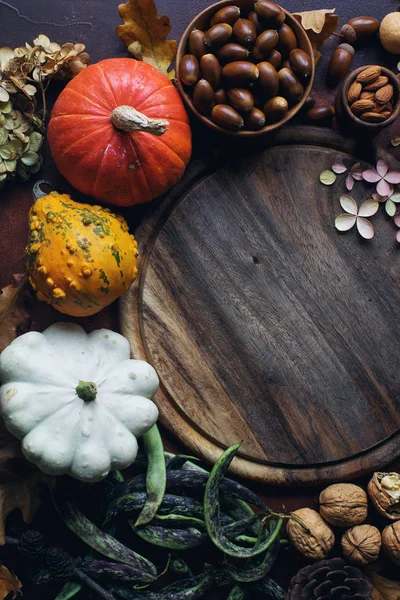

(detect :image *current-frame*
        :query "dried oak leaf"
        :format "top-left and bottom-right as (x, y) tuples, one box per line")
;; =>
(0, 563), (21, 599)
(117, 0), (176, 78)
(293, 9), (339, 62)
(0, 275), (30, 355)
(368, 573), (400, 600)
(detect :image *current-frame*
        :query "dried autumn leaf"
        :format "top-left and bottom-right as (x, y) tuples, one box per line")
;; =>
(0, 563), (21, 599)
(293, 9), (339, 61)
(368, 573), (400, 600)
(117, 0), (176, 79)
(0, 275), (30, 354)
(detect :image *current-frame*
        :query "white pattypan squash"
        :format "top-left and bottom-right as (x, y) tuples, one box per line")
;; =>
(0, 322), (159, 482)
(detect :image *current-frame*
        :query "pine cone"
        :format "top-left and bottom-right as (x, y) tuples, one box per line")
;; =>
(287, 557), (372, 600)
(18, 530), (45, 558)
(45, 547), (74, 580)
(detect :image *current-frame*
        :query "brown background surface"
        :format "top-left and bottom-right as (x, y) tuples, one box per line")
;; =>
(1, 0), (400, 594)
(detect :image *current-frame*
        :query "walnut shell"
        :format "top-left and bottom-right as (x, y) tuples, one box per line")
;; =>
(382, 521), (400, 566)
(368, 472), (400, 520)
(319, 483), (368, 527)
(341, 524), (381, 566)
(287, 508), (335, 560)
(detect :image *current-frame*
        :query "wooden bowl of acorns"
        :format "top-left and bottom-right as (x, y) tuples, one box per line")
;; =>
(176, 0), (315, 136)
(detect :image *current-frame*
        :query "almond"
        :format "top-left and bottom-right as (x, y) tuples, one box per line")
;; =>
(347, 81), (362, 103)
(360, 91), (375, 101)
(375, 84), (393, 104)
(356, 66), (381, 84)
(350, 98), (376, 114)
(360, 111), (387, 122)
(373, 101), (393, 114)
(364, 75), (389, 91)
(380, 110), (392, 119)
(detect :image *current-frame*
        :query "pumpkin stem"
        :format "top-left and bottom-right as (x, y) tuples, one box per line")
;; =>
(76, 380), (97, 402)
(110, 105), (169, 136)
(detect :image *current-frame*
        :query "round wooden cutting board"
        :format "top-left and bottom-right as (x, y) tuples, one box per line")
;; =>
(120, 128), (400, 486)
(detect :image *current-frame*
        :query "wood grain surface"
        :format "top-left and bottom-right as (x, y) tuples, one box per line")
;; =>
(120, 128), (400, 486)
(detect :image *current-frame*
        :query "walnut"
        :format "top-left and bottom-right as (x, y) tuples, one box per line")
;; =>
(319, 483), (368, 527)
(287, 508), (335, 559)
(382, 521), (400, 566)
(368, 472), (400, 520)
(341, 524), (381, 565)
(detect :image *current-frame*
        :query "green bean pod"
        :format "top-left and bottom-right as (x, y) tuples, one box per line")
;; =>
(170, 556), (193, 578)
(204, 444), (279, 559)
(227, 584), (246, 599)
(81, 559), (146, 581)
(154, 513), (205, 529)
(111, 568), (214, 599)
(254, 576), (286, 599)
(130, 522), (207, 549)
(228, 532), (281, 582)
(55, 581), (82, 600)
(105, 493), (204, 523)
(53, 496), (157, 582)
(135, 425), (167, 527)
(166, 454), (200, 470)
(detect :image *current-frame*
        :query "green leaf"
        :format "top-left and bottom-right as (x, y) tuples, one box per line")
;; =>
(29, 132), (43, 153)
(0, 172), (7, 181)
(0, 88), (10, 103)
(0, 127), (7, 145)
(29, 157), (42, 174)
(17, 163), (30, 181)
(21, 150), (39, 166)
(0, 146), (13, 159)
(4, 159), (17, 172)
(0, 100), (12, 114)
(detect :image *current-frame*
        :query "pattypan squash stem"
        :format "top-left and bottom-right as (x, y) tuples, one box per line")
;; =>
(76, 381), (97, 403)
(110, 105), (169, 136)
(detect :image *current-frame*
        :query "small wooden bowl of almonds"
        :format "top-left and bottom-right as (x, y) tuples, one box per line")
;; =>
(337, 65), (400, 132)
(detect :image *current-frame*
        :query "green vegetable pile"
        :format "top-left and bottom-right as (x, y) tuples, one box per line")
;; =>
(4, 427), (286, 600)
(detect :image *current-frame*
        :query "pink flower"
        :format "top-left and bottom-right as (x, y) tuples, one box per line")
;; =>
(335, 195), (379, 239)
(394, 212), (400, 242)
(372, 187), (400, 217)
(363, 159), (400, 197)
(331, 161), (363, 191)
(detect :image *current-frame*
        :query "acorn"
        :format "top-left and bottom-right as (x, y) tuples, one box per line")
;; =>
(257, 61), (279, 97)
(341, 16), (380, 44)
(205, 23), (233, 48)
(289, 48), (312, 80)
(327, 43), (354, 85)
(200, 54), (221, 89)
(266, 49), (282, 69)
(215, 88), (228, 104)
(307, 104), (335, 123)
(254, 0), (285, 27)
(233, 18), (257, 47)
(216, 42), (250, 63)
(227, 88), (254, 112)
(179, 54), (200, 86)
(248, 11), (263, 34)
(278, 23), (298, 56)
(210, 5), (241, 26)
(302, 95), (316, 111)
(264, 96), (288, 123)
(193, 79), (215, 114)
(252, 29), (279, 60)
(278, 67), (304, 103)
(222, 61), (260, 86)
(188, 29), (207, 59)
(211, 104), (244, 130)
(245, 107), (266, 129)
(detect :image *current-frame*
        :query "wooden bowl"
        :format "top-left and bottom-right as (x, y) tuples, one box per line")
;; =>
(176, 0), (315, 137)
(337, 65), (400, 132)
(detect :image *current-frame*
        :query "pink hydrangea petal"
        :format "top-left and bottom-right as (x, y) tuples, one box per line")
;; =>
(340, 195), (358, 215)
(362, 169), (381, 183)
(332, 161), (347, 174)
(358, 200), (379, 217)
(372, 192), (387, 203)
(394, 212), (400, 227)
(397, 229), (400, 242)
(352, 171), (363, 181)
(377, 178), (391, 197)
(376, 159), (388, 177)
(346, 174), (354, 191)
(356, 217), (374, 239)
(384, 171), (400, 184)
(335, 213), (357, 231)
(350, 162), (361, 174)
(385, 199), (396, 216)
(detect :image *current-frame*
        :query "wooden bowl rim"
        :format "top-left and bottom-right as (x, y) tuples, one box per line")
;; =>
(340, 65), (400, 130)
(176, 0), (315, 137)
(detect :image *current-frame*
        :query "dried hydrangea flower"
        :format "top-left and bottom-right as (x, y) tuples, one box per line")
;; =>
(363, 160), (400, 197)
(332, 161), (347, 174)
(335, 195), (379, 239)
(346, 163), (363, 191)
(372, 188), (400, 217)
(319, 170), (336, 185)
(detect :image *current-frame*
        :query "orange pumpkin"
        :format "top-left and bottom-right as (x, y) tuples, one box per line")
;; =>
(48, 58), (192, 207)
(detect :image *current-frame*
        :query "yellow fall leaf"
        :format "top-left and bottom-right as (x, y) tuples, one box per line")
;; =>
(0, 275), (29, 355)
(0, 563), (21, 599)
(117, 0), (176, 79)
(293, 8), (339, 51)
(369, 573), (400, 600)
